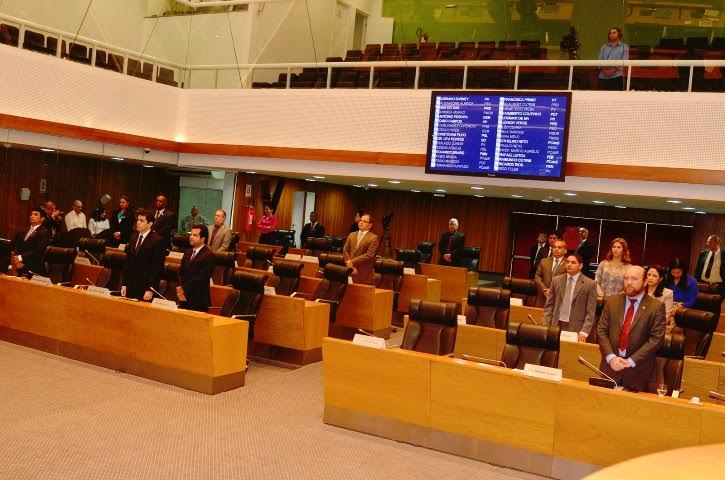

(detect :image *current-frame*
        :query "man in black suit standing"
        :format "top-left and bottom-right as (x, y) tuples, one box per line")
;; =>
(301, 211), (325, 248)
(575, 227), (597, 279)
(151, 195), (177, 250)
(694, 234), (724, 296)
(176, 225), (215, 312)
(12, 207), (51, 277)
(528, 232), (547, 278)
(122, 212), (166, 301)
(438, 218), (465, 267)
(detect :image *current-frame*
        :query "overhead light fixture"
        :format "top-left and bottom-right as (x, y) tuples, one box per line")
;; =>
(433, 193), (445, 197)
(511, 194), (523, 198)
(541, 199), (553, 203)
(246, 171), (256, 174)
(470, 186), (484, 190)
(388, 180), (401, 184)
(305, 178), (316, 182)
(614, 205), (627, 209)
(313, 175), (325, 179)
(473, 194), (484, 198)
(142, 164), (154, 168)
(445, 3), (457, 7)
(682, 207), (695, 210)
(40, 148), (55, 152)
(352, 184), (362, 188)
(368, 183), (378, 187)
(563, 192), (577, 196)
(695, 211), (707, 214)
(667, 200), (682, 204)
(111, 156), (124, 161)
(435, 188), (447, 193)
(410, 189), (421, 193)
(592, 200), (606, 204)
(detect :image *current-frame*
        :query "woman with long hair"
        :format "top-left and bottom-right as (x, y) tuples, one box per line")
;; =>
(665, 258), (698, 308)
(595, 237), (631, 297)
(646, 264), (675, 326)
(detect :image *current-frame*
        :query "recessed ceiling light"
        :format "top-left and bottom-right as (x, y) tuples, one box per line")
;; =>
(410, 189), (421, 193)
(313, 175), (325, 179)
(473, 194), (484, 198)
(445, 3), (457, 7)
(388, 180), (401, 184)
(246, 171), (256, 174)
(470, 186), (485, 190)
(592, 200), (606, 204)
(667, 200), (682, 204)
(40, 148), (55, 152)
(111, 156), (124, 161)
(682, 207), (695, 210)
(563, 192), (577, 196)
(435, 188), (447, 193)
(511, 194), (523, 198)
(142, 164), (154, 168)
(541, 199), (553, 203)
(433, 193), (445, 197)
(695, 211), (706, 214)
(614, 205), (627, 209)
(353, 184), (362, 188)
(368, 183), (378, 187)
(305, 178), (316, 182)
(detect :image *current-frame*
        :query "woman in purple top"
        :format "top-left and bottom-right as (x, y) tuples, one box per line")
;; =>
(665, 258), (698, 308)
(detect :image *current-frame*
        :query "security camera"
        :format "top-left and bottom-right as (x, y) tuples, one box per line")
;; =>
(143, 148), (151, 154)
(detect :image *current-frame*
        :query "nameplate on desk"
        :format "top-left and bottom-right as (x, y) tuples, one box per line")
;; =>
(523, 363), (562, 382)
(86, 285), (111, 297)
(352, 334), (387, 349)
(301, 255), (319, 263)
(118, 244), (126, 250)
(348, 276), (353, 284)
(284, 253), (302, 260)
(560, 330), (579, 343)
(457, 314), (467, 325)
(151, 298), (178, 311)
(264, 286), (276, 295)
(168, 251), (184, 259)
(403, 268), (416, 275)
(30, 275), (52, 287)
(74, 256), (91, 265)
(267, 265), (274, 273)
(509, 297), (523, 307)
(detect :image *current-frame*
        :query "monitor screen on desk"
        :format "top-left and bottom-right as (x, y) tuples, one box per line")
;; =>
(425, 91), (572, 181)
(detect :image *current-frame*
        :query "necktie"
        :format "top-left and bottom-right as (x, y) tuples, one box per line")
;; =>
(357, 231), (364, 245)
(619, 298), (637, 353)
(704, 252), (715, 279)
(155, 211), (161, 221)
(190, 249), (197, 262)
(447, 234), (453, 254)
(211, 225), (220, 244)
(136, 234), (144, 250)
(24, 226), (35, 241)
(548, 248), (552, 257)
(552, 258), (560, 273)
(559, 276), (575, 323)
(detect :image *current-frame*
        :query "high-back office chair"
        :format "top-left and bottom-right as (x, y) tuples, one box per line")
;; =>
(317, 252), (346, 277)
(458, 247), (480, 272)
(271, 229), (296, 247)
(229, 231), (240, 252)
(500, 322), (561, 369)
(212, 251), (236, 286)
(0, 238), (11, 274)
(298, 263), (352, 322)
(694, 293), (723, 316)
(586, 296), (608, 344)
(373, 259), (405, 310)
(96, 251), (126, 291)
(647, 333), (685, 396)
(465, 287), (511, 329)
(220, 271), (267, 340)
(171, 234), (190, 252)
(395, 248), (423, 274)
(56, 228), (92, 249)
(502, 276), (538, 307)
(417, 241), (436, 264)
(401, 299), (458, 355)
(244, 246), (275, 270)
(697, 282), (720, 294)
(330, 236), (345, 253)
(44, 246), (77, 284)
(77, 237), (107, 265)
(268, 260), (304, 296)
(306, 237), (333, 256)
(673, 307), (719, 358)
(158, 263), (181, 302)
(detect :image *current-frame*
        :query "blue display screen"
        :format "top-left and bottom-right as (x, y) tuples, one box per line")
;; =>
(426, 91), (571, 181)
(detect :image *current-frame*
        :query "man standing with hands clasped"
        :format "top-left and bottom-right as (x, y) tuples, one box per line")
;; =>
(597, 265), (666, 391)
(177, 225), (215, 312)
(342, 213), (380, 284)
(122, 212), (166, 301)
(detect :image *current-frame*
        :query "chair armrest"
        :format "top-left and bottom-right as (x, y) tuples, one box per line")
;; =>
(314, 298), (339, 305)
(231, 314), (257, 319)
(292, 291), (314, 301)
(684, 355), (705, 359)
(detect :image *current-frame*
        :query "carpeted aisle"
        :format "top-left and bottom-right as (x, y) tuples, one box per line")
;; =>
(0, 341), (543, 480)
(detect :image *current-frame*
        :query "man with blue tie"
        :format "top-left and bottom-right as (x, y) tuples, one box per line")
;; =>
(176, 225), (215, 312)
(542, 254), (597, 342)
(597, 265), (666, 391)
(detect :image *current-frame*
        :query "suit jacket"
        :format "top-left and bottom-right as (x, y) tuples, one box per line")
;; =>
(123, 231), (166, 300)
(575, 240), (597, 278)
(108, 208), (134, 247)
(597, 294), (666, 390)
(534, 256), (567, 306)
(178, 245), (215, 312)
(342, 230), (380, 284)
(542, 274), (597, 335)
(438, 231), (465, 266)
(695, 249), (725, 285)
(12, 225), (51, 276)
(208, 224), (232, 251)
(300, 222), (325, 247)
(151, 209), (177, 247)
(529, 243), (547, 278)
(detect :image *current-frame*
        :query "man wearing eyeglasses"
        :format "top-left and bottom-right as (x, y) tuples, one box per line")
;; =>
(342, 213), (380, 284)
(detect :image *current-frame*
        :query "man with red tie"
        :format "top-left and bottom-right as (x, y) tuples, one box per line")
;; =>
(597, 265), (666, 391)
(176, 224), (215, 312)
(438, 218), (465, 267)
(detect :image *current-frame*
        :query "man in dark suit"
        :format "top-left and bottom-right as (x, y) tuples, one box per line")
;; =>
(122, 212), (166, 301)
(12, 207), (51, 277)
(575, 227), (597, 279)
(534, 239), (568, 306)
(528, 232), (547, 278)
(348, 210), (363, 233)
(542, 253), (597, 342)
(301, 211), (325, 248)
(532, 231), (559, 277)
(177, 225), (215, 312)
(438, 218), (465, 267)
(694, 234), (724, 296)
(343, 213), (380, 284)
(151, 195), (177, 249)
(597, 265), (666, 391)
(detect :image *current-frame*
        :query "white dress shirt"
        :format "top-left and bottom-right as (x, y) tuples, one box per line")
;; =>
(65, 211), (87, 230)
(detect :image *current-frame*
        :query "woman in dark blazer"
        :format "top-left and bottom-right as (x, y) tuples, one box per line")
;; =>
(108, 195), (134, 247)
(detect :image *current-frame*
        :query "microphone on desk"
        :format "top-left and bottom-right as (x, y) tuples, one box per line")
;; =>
(149, 287), (169, 301)
(527, 314), (540, 325)
(458, 353), (507, 368)
(577, 356), (618, 389)
(266, 260), (275, 267)
(86, 277), (97, 287)
(83, 249), (100, 265)
(709, 391), (725, 402)
(356, 328), (374, 337)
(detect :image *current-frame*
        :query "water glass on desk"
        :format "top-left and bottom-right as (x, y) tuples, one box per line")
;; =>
(657, 384), (668, 398)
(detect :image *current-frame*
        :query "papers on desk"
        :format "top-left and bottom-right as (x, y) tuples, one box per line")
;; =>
(352, 333), (387, 349)
(151, 298), (177, 311)
(30, 275), (52, 287)
(560, 331), (579, 343)
(403, 267), (416, 276)
(301, 255), (319, 263)
(509, 297), (523, 307)
(264, 286), (276, 296)
(74, 256), (91, 265)
(457, 315), (467, 325)
(523, 363), (562, 382)
(168, 251), (184, 259)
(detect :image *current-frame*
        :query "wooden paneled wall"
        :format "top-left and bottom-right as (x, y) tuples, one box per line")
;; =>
(0, 147), (179, 240)
(234, 173), (724, 274)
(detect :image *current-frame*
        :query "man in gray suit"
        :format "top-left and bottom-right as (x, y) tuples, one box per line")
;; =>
(542, 253), (597, 342)
(534, 239), (567, 306)
(597, 265), (666, 391)
(208, 209), (232, 252)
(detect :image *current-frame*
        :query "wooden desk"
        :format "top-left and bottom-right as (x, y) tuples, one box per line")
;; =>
(0, 276), (247, 394)
(397, 274), (442, 313)
(337, 284), (394, 336)
(706, 332), (725, 361)
(209, 285), (329, 365)
(323, 337), (725, 479)
(419, 263), (478, 310)
(509, 305), (544, 324)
